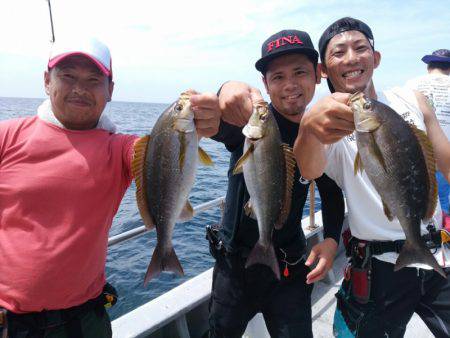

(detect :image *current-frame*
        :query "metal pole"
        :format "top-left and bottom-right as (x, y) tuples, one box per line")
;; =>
(46, 0), (55, 42)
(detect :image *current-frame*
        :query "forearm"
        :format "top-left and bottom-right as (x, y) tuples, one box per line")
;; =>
(424, 113), (450, 178)
(294, 126), (328, 180)
(211, 119), (244, 151)
(316, 174), (345, 245)
(417, 91), (450, 180)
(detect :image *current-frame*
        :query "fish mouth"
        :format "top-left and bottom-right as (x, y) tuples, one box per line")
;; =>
(342, 69), (364, 79)
(243, 123), (264, 139)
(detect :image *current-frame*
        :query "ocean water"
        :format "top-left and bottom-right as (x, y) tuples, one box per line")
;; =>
(0, 97), (322, 320)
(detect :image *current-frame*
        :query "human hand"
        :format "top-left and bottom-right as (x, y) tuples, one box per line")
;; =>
(301, 93), (354, 144)
(190, 92), (221, 138)
(218, 81), (264, 127)
(305, 238), (338, 284)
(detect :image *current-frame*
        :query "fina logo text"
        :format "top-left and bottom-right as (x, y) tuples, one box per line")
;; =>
(267, 36), (304, 52)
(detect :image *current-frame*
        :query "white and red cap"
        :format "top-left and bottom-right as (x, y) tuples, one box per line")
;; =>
(48, 37), (112, 78)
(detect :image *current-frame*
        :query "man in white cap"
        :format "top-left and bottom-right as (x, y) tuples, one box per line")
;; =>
(407, 49), (450, 215)
(0, 36), (220, 338)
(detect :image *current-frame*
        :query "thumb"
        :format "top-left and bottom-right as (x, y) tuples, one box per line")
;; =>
(331, 92), (352, 104)
(305, 249), (317, 266)
(249, 87), (264, 104)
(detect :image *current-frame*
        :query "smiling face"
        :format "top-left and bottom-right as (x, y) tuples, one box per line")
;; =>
(44, 55), (114, 130)
(321, 30), (380, 95)
(263, 53), (319, 123)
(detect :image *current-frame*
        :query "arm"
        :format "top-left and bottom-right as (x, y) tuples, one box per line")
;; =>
(211, 81), (264, 151)
(415, 91), (450, 182)
(294, 93), (354, 180)
(316, 174), (345, 244)
(304, 174), (345, 284)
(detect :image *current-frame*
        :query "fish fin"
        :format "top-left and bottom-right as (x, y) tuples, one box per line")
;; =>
(369, 133), (388, 173)
(144, 245), (184, 286)
(410, 124), (438, 220)
(178, 200), (195, 222)
(198, 146), (214, 166)
(356, 116), (381, 133)
(233, 143), (255, 175)
(245, 242), (280, 280)
(178, 132), (186, 172)
(382, 200), (394, 221)
(353, 151), (364, 175)
(131, 136), (155, 230)
(244, 199), (254, 217)
(395, 240), (446, 278)
(275, 144), (296, 230)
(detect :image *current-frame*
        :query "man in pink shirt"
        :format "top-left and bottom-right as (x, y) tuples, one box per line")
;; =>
(0, 37), (220, 338)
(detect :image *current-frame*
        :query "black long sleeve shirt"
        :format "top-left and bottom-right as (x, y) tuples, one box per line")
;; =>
(212, 104), (345, 256)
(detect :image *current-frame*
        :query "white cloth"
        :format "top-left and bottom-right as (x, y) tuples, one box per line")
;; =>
(406, 73), (450, 139)
(37, 99), (117, 133)
(324, 87), (444, 268)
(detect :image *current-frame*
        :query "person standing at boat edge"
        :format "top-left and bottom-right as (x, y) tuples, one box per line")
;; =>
(0, 36), (221, 338)
(207, 30), (345, 337)
(406, 49), (450, 217)
(295, 17), (450, 337)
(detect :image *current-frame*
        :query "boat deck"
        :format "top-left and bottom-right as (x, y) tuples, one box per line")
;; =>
(243, 252), (433, 337)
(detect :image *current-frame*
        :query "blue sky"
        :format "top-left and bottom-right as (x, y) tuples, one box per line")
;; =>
(0, 0), (449, 103)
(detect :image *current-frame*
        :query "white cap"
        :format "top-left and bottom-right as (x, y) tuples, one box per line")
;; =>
(48, 37), (112, 78)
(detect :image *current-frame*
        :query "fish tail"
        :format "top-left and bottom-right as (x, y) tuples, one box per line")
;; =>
(144, 245), (184, 286)
(245, 242), (280, 280)
(395, 241), (446, 278)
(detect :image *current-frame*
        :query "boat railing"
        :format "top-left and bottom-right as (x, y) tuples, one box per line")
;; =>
(110, 194), (340, 338)
(107, 197), (225, 247)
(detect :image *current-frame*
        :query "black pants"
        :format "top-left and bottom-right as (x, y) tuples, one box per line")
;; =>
(208, 249), (313, 338)
(1, 295), (113, 338)
(335, 258), (450, 338)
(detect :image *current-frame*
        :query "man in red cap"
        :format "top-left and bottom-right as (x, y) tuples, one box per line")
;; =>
(0, 36), (221, 338)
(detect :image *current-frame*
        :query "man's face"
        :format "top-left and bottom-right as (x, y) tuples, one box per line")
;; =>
(263, 53), (319, 123)
(321, 30), (380, 94)
(44, 55), (114, 130)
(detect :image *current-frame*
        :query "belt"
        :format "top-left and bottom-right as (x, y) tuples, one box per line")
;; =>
(349, 230), (443, 256)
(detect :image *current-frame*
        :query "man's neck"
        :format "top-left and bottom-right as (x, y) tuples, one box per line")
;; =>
(363, 80), (377, 100)
(428, 68), (450, 76)
(271, 104), (303, 125)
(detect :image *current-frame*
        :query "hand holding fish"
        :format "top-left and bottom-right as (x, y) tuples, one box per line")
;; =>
(190, 92), (221, 138)
(301, 93), (354, 144)
(305, 238), (338, 284)
(218, 81), (264, 127)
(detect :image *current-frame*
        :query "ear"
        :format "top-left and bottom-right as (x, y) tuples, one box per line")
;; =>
(44, 71), (51, 95)
(107, 80), (114, 102)
(373, 51), (381, 69)
(318, 63), (328, 79)
(315, 64), (321, 85)
(262, 75), (269, 94)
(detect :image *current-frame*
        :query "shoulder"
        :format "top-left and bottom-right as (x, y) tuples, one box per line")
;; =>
(110, 132), (139, 148)
(0, 116), (38, 135)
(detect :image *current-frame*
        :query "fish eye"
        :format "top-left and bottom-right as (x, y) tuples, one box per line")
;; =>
(363, 101), (372, 110)
(175, 104), (183, 112)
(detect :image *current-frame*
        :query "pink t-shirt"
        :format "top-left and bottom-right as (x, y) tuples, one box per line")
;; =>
(0, 116), (138, 313)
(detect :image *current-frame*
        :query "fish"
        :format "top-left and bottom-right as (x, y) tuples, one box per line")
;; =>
(349, 92), (445, 277)
(233, 101), (296, 279)
(132, 91), (213, 285)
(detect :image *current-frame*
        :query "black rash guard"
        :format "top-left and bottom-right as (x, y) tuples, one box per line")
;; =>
(212, 103), (345, 257)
